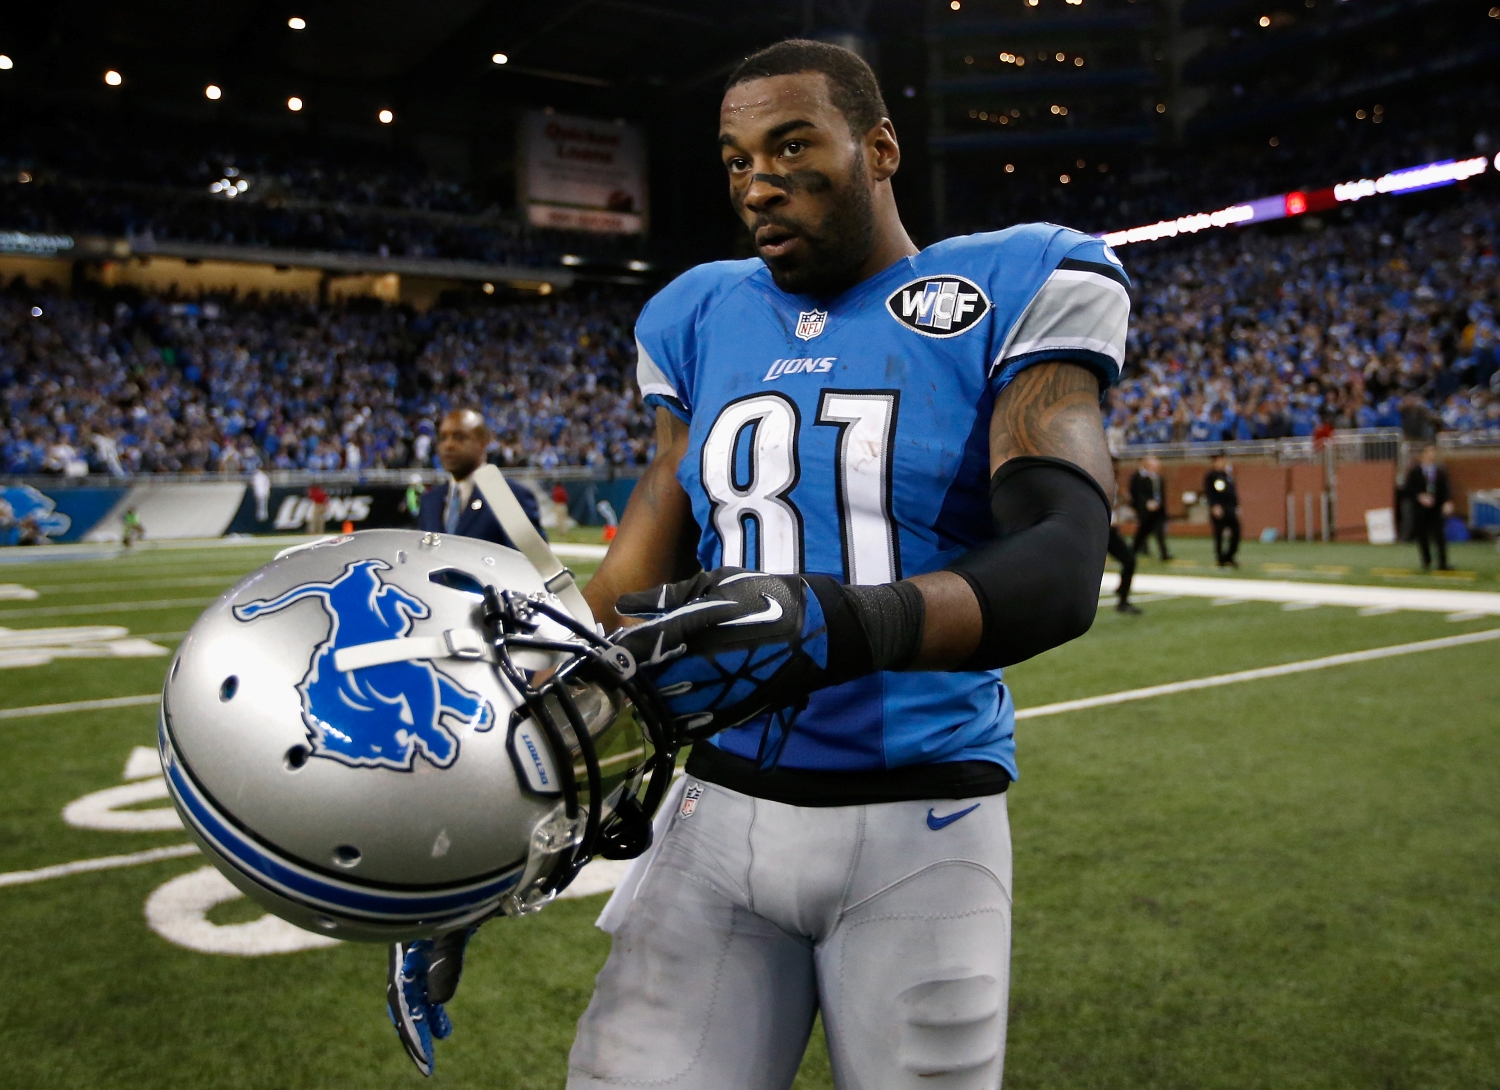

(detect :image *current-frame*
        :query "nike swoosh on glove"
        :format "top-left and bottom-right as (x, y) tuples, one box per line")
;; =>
(612, 568), (870, 740)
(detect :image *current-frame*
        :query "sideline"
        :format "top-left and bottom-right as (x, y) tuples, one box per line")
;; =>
(3, 629), (1495, 889)
(1016, 627), (1500, 720)
(4, 621), (1500, 725)
(0, 844), (199, 888)
(1104, 572), (1500, 616)
(0, 598), (216, 620)
(0, 693), (160, 720)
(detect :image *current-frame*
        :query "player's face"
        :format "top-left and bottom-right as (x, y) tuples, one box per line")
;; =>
(719, 73), (875, 296)
(437, 411), (487, 479)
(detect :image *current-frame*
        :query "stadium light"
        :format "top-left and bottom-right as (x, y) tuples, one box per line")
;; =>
(482, 282), (495, 294)
(0, 55), (13, 70)
(950, 1), (960, 9)
(1101, 153), (1490, 248)
(287, 96), (303, 112)
(1005, 163), (1015, 173)
(492, 52), (509, 65)
(104, 70), (122, 87)
(205, 84), (222, 100)
(288, 16), (306, 30)
(378, 108), (394, 124)
(1060, 174), (1071, 184)
(1259, 14), (1271, 25)
(30, 306), (42, 317)
(627, 260), (650, 271)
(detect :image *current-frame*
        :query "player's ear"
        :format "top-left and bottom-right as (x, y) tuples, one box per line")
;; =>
(865, 118), (900, 183)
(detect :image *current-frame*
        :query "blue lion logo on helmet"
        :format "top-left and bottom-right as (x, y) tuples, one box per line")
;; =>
(233, 559), (493, 771)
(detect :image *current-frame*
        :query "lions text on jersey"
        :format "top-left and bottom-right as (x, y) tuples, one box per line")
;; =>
(634, 224), (1130, 781)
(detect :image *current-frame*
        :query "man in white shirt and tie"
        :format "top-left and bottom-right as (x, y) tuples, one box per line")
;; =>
(416, 408), (546, 547)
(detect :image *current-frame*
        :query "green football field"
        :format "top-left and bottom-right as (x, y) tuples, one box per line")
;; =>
(1, 536), (1498, 1089)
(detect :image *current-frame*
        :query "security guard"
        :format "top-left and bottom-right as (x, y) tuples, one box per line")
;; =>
(417, 408), (545, 547)
(1204, 452), (1240, 568)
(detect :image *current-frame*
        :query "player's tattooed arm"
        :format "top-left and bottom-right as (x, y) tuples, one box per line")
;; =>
(907, 362), (1113, 668)
(583, 408), (699, 633)
(985, 361), (1115, 499)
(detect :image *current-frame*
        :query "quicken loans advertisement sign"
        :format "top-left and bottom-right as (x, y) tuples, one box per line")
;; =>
(520, 111), (647, 235)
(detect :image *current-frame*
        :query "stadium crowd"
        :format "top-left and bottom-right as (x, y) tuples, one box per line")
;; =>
(1, 197), (1498, 477)
(1105, 193), (1500, 448)
(0, 288), (653, 476)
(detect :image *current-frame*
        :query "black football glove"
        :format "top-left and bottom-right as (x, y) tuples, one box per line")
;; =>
(612, 568), (844, 739)
(612, 567), (925, 741)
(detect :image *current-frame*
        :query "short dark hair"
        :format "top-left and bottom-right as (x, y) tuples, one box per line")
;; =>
(725, 39), (888, 136)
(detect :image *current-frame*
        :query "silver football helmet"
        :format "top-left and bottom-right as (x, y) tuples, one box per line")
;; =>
(160, 529), (673, 943)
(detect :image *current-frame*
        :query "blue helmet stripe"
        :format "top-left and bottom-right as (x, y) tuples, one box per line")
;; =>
(165, 751), (521, 922)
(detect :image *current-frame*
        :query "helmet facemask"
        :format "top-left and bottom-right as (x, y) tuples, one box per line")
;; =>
(480, 585), (674, 916)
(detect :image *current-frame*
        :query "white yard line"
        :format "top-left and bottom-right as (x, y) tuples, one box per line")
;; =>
(24, 576), (240, 593)
(0, 598), (216, 620)
(0, 693), (160, 720)
(1102, 572), (1500, 615)
(2, 628), (1495, 889)
(1015, 628), (1500, 721)
(0, 844), (199, 889)
(552, 543), (609, 560)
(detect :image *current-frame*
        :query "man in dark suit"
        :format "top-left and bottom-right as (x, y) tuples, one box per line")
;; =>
(1402, 443), (1453, 571)
(1129, 455), (1171, 560)
(417, 409), (546, 548)
(1203, 452), (1240, 568)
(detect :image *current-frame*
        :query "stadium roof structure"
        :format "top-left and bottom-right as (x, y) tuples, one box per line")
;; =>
(0, 1), (905, 129)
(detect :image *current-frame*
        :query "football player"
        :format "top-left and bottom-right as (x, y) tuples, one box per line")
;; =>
(397, 37), (1130, 1088)
(568, 40), (1128, 1089)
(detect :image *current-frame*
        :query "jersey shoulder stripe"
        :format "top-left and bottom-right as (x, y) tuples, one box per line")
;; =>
(970, 228), (1132, 392)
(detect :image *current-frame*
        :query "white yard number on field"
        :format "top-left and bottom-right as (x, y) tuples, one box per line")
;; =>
(61, 746), (337, 955)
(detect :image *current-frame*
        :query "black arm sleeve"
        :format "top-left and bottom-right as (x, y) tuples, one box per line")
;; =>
(944, 455), (1111, 671)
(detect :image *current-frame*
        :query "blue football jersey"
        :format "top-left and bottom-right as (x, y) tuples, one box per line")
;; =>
(633, 223), (1131, 780)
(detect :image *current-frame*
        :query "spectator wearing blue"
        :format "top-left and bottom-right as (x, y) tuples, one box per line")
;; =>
(417, 409), (545, 548)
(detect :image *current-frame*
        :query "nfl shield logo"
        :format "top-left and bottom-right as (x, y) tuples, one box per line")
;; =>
(680, 782), (705, 818)
(794, 309), (827, 340)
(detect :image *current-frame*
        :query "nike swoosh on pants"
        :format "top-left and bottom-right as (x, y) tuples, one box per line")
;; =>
(926, 803), (981, 831)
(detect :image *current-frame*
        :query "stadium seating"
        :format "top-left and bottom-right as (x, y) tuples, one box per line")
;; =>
(1107, 193), (1500, 448)
(3, 87), (1498, 475)
(0, 288), (652, 475)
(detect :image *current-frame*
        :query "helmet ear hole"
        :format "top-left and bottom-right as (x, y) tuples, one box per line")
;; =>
(332, 844), (362, 868)
(219, 676), (239, 702)
(429, 568), (487, 597)
(284, 745), (310, 771)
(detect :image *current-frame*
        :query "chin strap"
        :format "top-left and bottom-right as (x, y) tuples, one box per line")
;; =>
(333, 628), (491, 672)
(470, 464), (596, 632)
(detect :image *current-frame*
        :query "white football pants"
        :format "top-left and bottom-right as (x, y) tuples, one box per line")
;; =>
(567, 778), (1013, 1090)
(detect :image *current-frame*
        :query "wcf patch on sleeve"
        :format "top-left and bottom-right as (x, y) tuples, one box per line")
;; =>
(886, 275), (990, 337)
